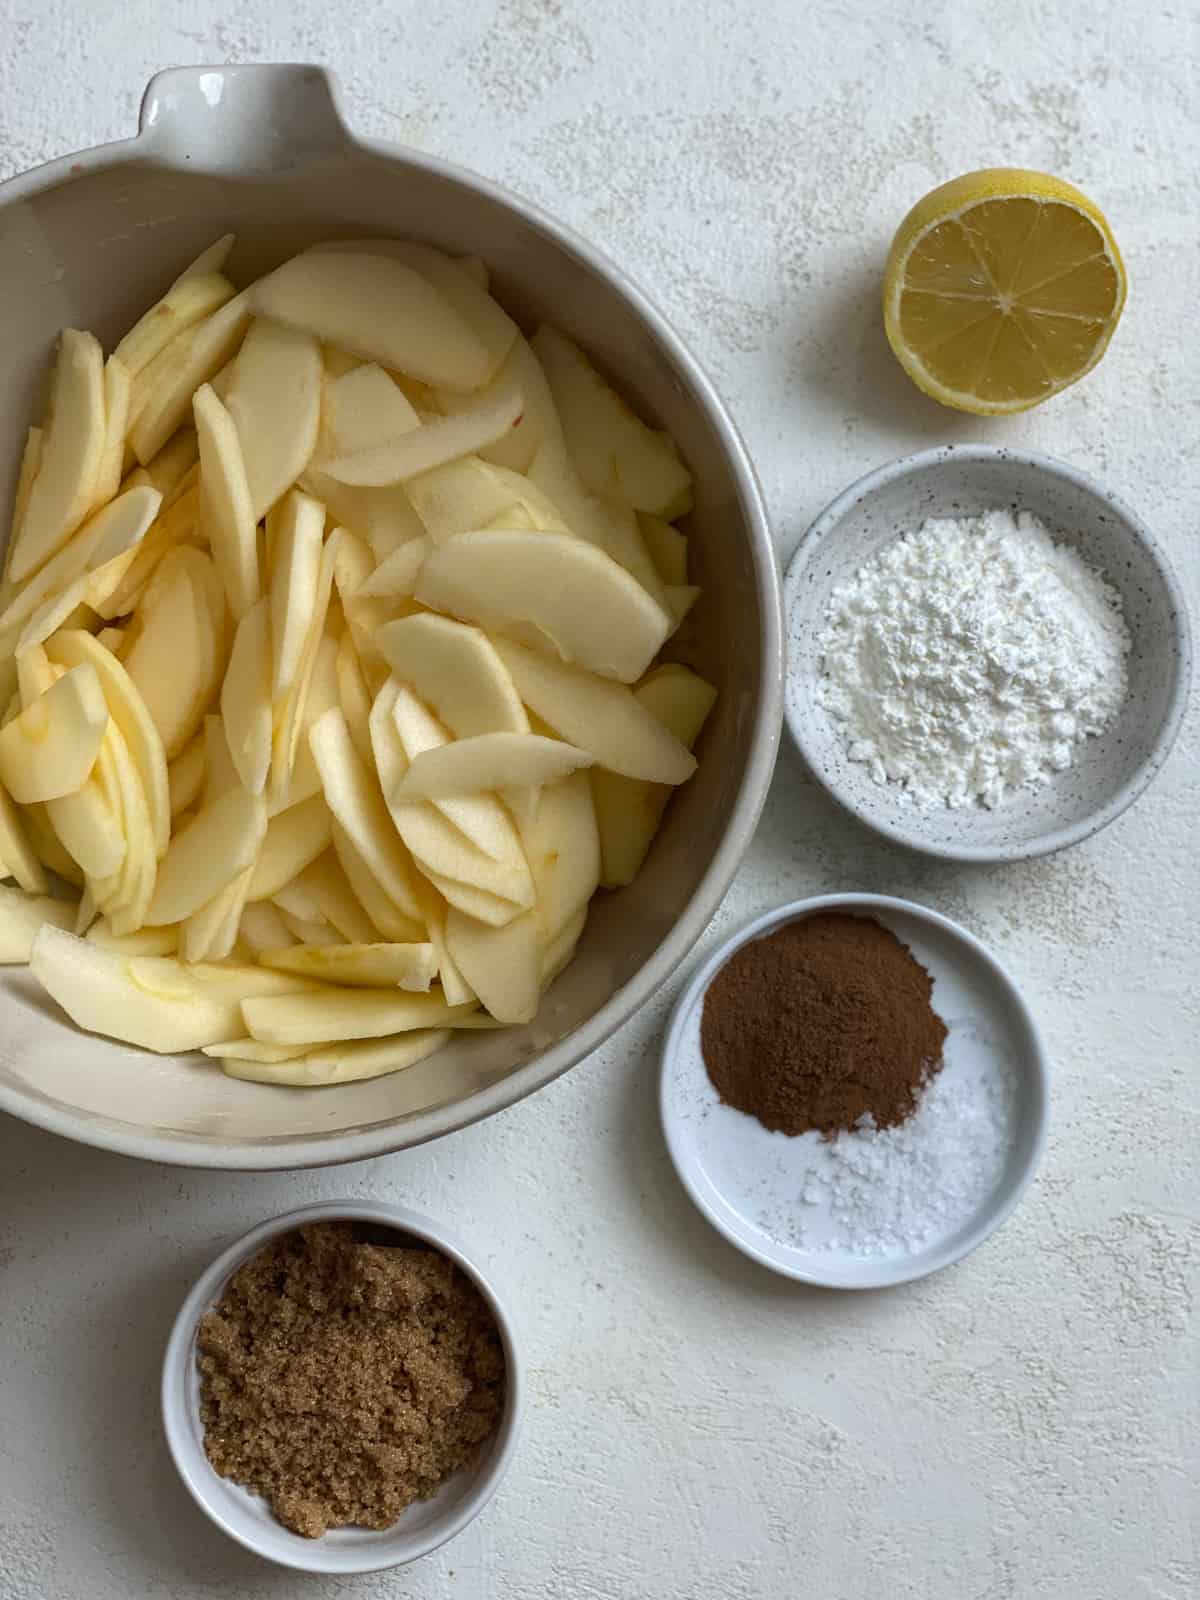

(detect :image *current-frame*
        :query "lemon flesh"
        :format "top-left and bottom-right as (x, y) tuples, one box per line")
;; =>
(884, 169), (1127, 414)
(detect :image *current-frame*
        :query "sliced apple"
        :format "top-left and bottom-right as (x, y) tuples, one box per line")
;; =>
(377, 613), (528, 736)
(96, 717), (158, 932)
(253, 252), (493, 392)
(45, 627), (171, 858)
(308, 707), (422, 918)
(299, 464), (426, 562)
(592, 663), (717, 886)
(123, 546), (224, 760)
(0, 884), (76, 961)
(0, 783), (47, 892)
(404, 455), (518, 543)
(141, 427), (200, 503)
(413, 879), (474, 1006)
(0, 483), (162, 641)
(201, 713), (241, 805)
(203, 1037), (311, 1063)
(435, 337), (551, 472)
(130, 290), (253, 465)
(312, 241), (517, 380)
(260, 941), (437, 991)
(542, 905), (587, 989)
(336, 630), (375, 768)
(493, 638), (696, 784)
(86, 918), (178, 955)
(267, 523), (342, 806)
(217, 1027), (449, 1087)
(237, 897), (294, 957)
(90, 486), (200, 621)
(665, 584), (700, 631)
(417, 530), (670, 683)
(29, 925), (315, 1053)
(242, 984), (471, 1046)
(272, 634), (338, 814)
(0, 663), (108, 802)
(530, 325), (693, 516)
(357, 535), (431, 599)
(182, 862), (254, 963)
(221, 598), (273, 796)
(278, 908), (340, 946)
(323, 363), (420, 456)
(7, 330), (107, 584)
(113, 255), (237, 377)
(3, 427), (43, 589)
(168, 733), (206, 818)
(323, 381), (523, 488)
(144, 784), (266, 926)
(177, 234), (236, 282)
(330, 820), (426, 944)
(247, 791), (332, 901)
(522, 770), (600, 942)
(528, 443), (666, 603)
(292, 852), (379, 943)
(266, 489), (324, 697)
(639, 512), (688, 586)
(89, 356), (132, 514)
(444, 907), (540, 1025)
(396, 732), (592, 799)
(46, 763), (126, 882)
(224, 318), (322, 520)
(193, 383), (260, 619)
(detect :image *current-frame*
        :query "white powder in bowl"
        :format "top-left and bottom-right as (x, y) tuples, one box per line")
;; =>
(817, 509), (1131, 808)
(763, 1030), (1020, 1259)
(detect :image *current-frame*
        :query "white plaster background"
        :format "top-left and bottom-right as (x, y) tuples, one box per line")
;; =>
(0, 1), (1196, 1596)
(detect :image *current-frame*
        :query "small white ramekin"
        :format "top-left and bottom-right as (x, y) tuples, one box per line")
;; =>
(162, 1201), (522, 1574)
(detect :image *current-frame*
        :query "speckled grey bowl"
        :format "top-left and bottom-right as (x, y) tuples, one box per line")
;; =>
(785, 446), (1191, 862)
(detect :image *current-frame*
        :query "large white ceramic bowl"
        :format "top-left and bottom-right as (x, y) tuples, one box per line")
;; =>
(0, 65), (782, 1168)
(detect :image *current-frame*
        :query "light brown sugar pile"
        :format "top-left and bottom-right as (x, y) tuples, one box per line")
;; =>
(197, 1221), (505, 1538)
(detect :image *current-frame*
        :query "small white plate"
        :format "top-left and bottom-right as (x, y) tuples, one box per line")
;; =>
(660, 895), (1048, 1288)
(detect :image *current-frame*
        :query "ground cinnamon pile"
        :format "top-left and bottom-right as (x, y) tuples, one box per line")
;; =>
(197, 1221), (505, 1539)
(701, 912), (947, 1137)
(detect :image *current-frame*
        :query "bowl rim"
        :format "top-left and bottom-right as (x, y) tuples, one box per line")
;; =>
(0, 65), (784, 1169)
(783, 443), (1192, 863)
(161, 1200), (524, 1573)
(658, 892), (1050, 1288)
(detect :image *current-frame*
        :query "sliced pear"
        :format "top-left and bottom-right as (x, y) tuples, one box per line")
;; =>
(89, 356), (132, 514)
(417, 530), (670, 683)
(193, 383), (260, 618)
(444, 907), (541, 1024)
(252, 252), (492, 392)
(0, 783), (47, 892)
(357, 535), (431, 599)
(86, 918), (178, 955)
(168, 733), (206, 819)
(323, 380), (524, 488)
(493, 639), (696, 784)
(434, 337), (551, 472)
(266, 489), (324, 697)
(247, 792), (332, 901)
(323, 363), (420, 456)
(224, 318), (322, 520)
(129, 290), (253, 465)
(114, 256), (237, 377)
(308, 707), (422, 919)
(592, 663), (717, 886)
(0, 663), (108, 803)
(45, 628), (171, 858)
(531, 325), (692, 515)
(7, 331), (107, 584)
(330, 821), (426, 943)
(377, 612), (527, 736)
(221, 598), (273, 796)
(0, 884), (77, 961)
(237, 897), (294, 957)
(639, 512), (688, 586)
(242, 983), (471, 1046)
(396, 732), (592, 800)
(217, 1027), (449, 1087)
(145, 784), (266, 926)
(29, 925), (315, 1053)
(123, 546), (223, 760)
(260, 941), (437, 991)
(312, 241), (517, 380)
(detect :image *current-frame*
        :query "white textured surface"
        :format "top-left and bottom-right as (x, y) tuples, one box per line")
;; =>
(0, 3), (1197, 1597)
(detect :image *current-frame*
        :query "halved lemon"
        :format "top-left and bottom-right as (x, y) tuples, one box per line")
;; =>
(883, 168), (1127, 414)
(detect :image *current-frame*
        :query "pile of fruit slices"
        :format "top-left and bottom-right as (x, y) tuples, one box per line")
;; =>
(0, 237), (715, 1087)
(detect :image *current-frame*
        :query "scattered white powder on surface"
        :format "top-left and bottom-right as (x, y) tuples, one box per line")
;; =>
(762, 1028), (1019, 1258)
(817, 509), (1132, 808)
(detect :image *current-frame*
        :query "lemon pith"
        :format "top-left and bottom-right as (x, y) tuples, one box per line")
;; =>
(883, 168), (1127, 415)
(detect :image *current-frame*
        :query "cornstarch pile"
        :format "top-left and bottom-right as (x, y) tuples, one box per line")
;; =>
(817, 508), (1131, 808)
